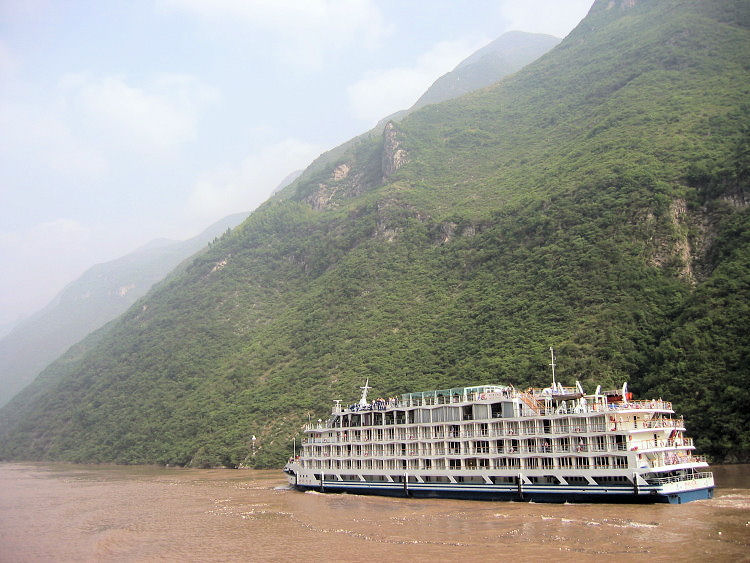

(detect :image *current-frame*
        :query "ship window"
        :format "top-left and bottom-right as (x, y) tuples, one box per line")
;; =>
(593, 456), (609, 469)
(491, 402), (503, 418)
(593, 476), (630, 485)
(472, 404), (490, 420)
(564, 476), (588, 485)
(612, 456), (627, 468)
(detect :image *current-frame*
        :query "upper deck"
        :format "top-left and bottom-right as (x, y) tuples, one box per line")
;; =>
(327, 384), (672, 421)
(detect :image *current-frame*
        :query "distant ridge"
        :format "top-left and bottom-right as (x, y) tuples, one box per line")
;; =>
(271, 170), (303, 196)
(414, 30), (561, 109)
(377, 30), (560, 128)
(0, 212), (248, 407)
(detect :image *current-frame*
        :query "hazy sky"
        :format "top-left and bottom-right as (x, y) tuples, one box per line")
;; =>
(0, 0), (593, 328)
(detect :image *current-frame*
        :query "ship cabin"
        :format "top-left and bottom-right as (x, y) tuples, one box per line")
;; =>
(298, 383), (703, 481)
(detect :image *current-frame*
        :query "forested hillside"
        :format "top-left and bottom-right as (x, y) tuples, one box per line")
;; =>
(0, 0), (747, 467)
(0, 213), (249, 408)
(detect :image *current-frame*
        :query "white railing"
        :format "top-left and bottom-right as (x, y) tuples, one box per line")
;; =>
(333, 395), (673, 417)
(645, 471), (712, 486)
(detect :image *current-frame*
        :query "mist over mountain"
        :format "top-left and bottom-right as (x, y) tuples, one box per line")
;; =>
(271, 170), (304, 196)
(0, 0), (747, 467)
(0, 212), (248, 407)
(377, 30), (560, 127)
(415, 30), (561, 108)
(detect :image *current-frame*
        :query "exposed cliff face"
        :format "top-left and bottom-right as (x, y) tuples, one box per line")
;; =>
(305, 122), (409, 209)
(306, 162), (368, 210)
(381, 122), (408, 183)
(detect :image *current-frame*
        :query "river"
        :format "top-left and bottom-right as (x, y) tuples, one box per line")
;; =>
(0, 463), (747, 561)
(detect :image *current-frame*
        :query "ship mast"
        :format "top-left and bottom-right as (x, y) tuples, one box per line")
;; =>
(359, 378), (372, 407)
(549, 347), (557, 388)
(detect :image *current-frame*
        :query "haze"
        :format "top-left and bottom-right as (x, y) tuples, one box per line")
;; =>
(0, 0), (592, 330)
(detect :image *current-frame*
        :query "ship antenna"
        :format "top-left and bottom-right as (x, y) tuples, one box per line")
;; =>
(359, 378), (372, 407)
(549, 347), (557, 388)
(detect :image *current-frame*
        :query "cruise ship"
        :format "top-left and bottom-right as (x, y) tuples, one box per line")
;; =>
(284, 353), (714, 504)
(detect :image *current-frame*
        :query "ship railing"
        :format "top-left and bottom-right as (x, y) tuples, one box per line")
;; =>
(631, 439), (695, 451)
(641, 418), (685, 429)
(310, 418), (682, 439)
(337, 398), (672, 416)
(649, 454), (708, 468)
(645, 471), (712, 486)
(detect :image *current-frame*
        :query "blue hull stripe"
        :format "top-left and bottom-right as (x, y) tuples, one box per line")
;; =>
(298, 481), (713, 504)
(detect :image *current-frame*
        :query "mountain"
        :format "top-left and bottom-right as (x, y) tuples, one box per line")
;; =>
(377, 30), (560, 127)
(414, 30), (561, 109)
(0, 0), (748, 467)
(0, 212), (249, 407)
(271, 170), (304, 196)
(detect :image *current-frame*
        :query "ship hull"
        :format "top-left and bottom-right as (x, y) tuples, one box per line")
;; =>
(289, 479), (713, 504)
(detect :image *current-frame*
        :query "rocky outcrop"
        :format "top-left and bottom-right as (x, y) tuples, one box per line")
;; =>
(306, 162), (367, 210)
(372, 198), (428, 242)
(382, 122), (408, 183)
(650, 198), (695, 281)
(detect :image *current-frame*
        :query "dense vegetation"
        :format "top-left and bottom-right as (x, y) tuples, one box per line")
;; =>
(0, 0), (748, 467)
(0, 212), (248, 408)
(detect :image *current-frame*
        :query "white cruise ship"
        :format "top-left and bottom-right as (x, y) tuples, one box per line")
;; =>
(284, 355), (714, 504)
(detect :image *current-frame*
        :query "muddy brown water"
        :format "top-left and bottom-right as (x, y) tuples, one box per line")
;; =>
(0, 463), (748, 562)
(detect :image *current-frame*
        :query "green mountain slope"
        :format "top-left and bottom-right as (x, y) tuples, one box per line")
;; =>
(377, 30), (559, 127)
(0, 0), (748, 467)
(414, 31), (561, 109)
(0, 212), (248, 407)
